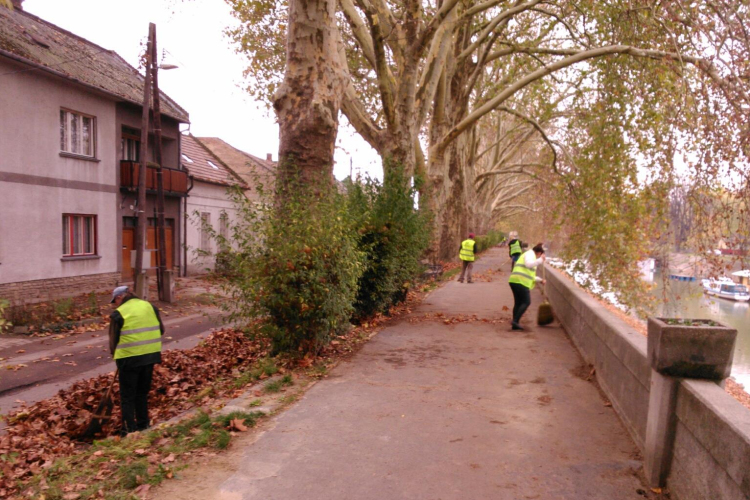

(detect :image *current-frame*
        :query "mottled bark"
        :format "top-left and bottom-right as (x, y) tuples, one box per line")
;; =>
(274, 0), (346, 187)
(427, 22), (477, 261)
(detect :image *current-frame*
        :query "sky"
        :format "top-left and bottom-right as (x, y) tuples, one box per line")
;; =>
(22, 0), (382, 180)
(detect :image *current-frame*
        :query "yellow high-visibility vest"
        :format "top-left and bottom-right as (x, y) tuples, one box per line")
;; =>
(508, 251), (537, 289)
(114, 298), (162, 360)
(459, 239), (476, 262)
(509, 240), (522, 256)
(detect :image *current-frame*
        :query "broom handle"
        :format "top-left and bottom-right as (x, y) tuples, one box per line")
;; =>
(90, 368), (119, 420)
(542, 263), (547, 297)
(106, 368), (119, 399)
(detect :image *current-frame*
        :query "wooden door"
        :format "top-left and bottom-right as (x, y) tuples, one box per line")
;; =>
(122, 228), (135, 280)
(147, 226), (174, 273)
(123, 224), (174, 281)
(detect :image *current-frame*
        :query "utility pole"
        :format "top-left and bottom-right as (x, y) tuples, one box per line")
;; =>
(134, 23), (154, 300)
(150, 25), (173, 302)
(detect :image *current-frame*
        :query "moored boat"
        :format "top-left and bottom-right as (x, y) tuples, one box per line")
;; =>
(701, 277), (750, 302)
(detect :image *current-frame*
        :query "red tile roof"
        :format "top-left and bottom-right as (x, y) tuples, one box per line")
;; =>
(181, 134), (246, 187)
(197, 137), (276, 190)
(0, 7), (188, 122)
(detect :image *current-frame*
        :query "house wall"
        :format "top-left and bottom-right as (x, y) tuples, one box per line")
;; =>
(115, 103), (180, 169)
(184, 181), (239, 274)
(0, 58), (121, 302)
(545, 265), (750, 500)
(115, 104), (184, 278)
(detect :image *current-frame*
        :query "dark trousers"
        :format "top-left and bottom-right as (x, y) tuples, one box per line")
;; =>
(119, 363), (154, 433)
(509, 282), (531, 324)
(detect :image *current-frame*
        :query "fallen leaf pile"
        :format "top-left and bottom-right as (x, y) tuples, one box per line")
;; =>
(0, 277), (436, 498)
(407, 312), (509, 325)
(30, 321), (107, 338)
(469, 268), (503, 282)
(440, 260), (461, 273)
(0, 328), (267, 497)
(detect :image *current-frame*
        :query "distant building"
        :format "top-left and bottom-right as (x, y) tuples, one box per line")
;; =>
(0, 1), (189, 303)
(181, 135), (247, 274)
(197, 137), (276, 203)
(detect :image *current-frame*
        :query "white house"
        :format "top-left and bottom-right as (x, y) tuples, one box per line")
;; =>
(181, 134), (247, 274)
(0, 2), (189, 303)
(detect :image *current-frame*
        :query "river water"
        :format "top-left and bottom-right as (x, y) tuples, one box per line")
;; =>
(651, 274), (750, 387)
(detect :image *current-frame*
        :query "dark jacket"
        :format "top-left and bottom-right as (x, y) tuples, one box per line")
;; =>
(508, 238), (520, 257)
(109, 296), (165, 368)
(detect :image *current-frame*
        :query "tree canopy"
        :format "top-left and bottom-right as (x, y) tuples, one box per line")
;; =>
(227, 0), (750, 309)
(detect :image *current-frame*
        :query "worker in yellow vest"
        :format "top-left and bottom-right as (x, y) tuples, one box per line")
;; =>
(508, 243), (546, 330)
(508, 231), (523, 271)
(109, 286), (164, 435)
(458, 233), (477, 283)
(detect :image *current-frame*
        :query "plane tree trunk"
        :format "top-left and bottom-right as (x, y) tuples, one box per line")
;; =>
(274, 0), (345, 188)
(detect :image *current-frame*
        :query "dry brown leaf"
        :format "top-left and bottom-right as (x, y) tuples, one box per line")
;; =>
(134, 484), (151, 499)
(229, 419), (248, 432)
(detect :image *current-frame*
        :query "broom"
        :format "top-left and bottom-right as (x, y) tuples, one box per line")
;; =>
(76, 368), (119, 440)
(537, 264), (554, 326)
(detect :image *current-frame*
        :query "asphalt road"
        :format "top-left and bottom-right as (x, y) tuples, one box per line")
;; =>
(0, 309), (222, 415)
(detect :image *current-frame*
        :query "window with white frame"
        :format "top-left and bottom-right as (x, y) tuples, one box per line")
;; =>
(121, 127), (140, 161)
(62, 214), (97, 256)
(200, 212), (211, 252)
(60, 109), (95, 157)
(219, 212), (229, 240)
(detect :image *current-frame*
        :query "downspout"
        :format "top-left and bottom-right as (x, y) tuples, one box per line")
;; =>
(183, 173), (195, 277)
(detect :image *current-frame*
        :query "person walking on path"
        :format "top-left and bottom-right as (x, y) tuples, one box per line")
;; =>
(508, 231), (523, 270)
(458, 233), (477, 283)
(109, 286), (165, 435)
(508, 243), (546, 330)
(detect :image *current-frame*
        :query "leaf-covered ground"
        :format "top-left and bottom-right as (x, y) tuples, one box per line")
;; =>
(0, 276), (443, 499)
(0, 328), (267, 497)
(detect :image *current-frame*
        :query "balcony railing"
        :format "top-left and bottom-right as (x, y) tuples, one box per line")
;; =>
(120, 161), (189, 196)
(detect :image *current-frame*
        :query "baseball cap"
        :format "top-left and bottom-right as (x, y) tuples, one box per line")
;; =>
(110, 286), (130, 303)
(469, 233), (475, 238)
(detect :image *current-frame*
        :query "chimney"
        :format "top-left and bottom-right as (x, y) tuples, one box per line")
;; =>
(266, 153), (273, 162)
(11, 0), (24, 10)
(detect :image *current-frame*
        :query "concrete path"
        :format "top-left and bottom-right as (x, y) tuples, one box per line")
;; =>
(172, 248), (649, 499)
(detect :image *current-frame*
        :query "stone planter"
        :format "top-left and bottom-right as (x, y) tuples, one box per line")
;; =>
(647, 317), (737, 380)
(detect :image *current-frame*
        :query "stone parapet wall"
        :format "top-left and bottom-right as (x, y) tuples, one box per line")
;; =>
(544, 265), (750, 500)
(0, 273), (121, 305)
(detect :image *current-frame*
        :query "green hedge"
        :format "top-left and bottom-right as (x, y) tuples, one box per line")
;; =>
(473, 230), (506, 255)
(346, 167), (431, 322)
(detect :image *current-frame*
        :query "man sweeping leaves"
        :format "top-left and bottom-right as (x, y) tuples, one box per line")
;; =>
(109, 286), (165, 436)
(508, 243), (546, 331)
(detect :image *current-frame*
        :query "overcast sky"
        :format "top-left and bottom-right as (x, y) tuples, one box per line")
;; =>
(23, 0), (381, 180)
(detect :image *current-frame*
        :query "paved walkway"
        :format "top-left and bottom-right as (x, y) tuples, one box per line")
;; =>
(165, 248), (648, 499)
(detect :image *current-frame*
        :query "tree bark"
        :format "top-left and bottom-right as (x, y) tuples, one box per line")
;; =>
(274, 0), (346, 188)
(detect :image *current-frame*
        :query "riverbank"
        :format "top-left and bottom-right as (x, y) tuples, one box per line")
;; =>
(550, 266), (750, 411)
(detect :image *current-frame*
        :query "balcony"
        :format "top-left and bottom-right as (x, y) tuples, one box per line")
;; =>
(120, 161), (189, 197)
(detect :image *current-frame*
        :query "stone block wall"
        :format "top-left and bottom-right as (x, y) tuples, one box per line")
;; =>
(0, 272), (121, 305)
(545, 265), (750, 500)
